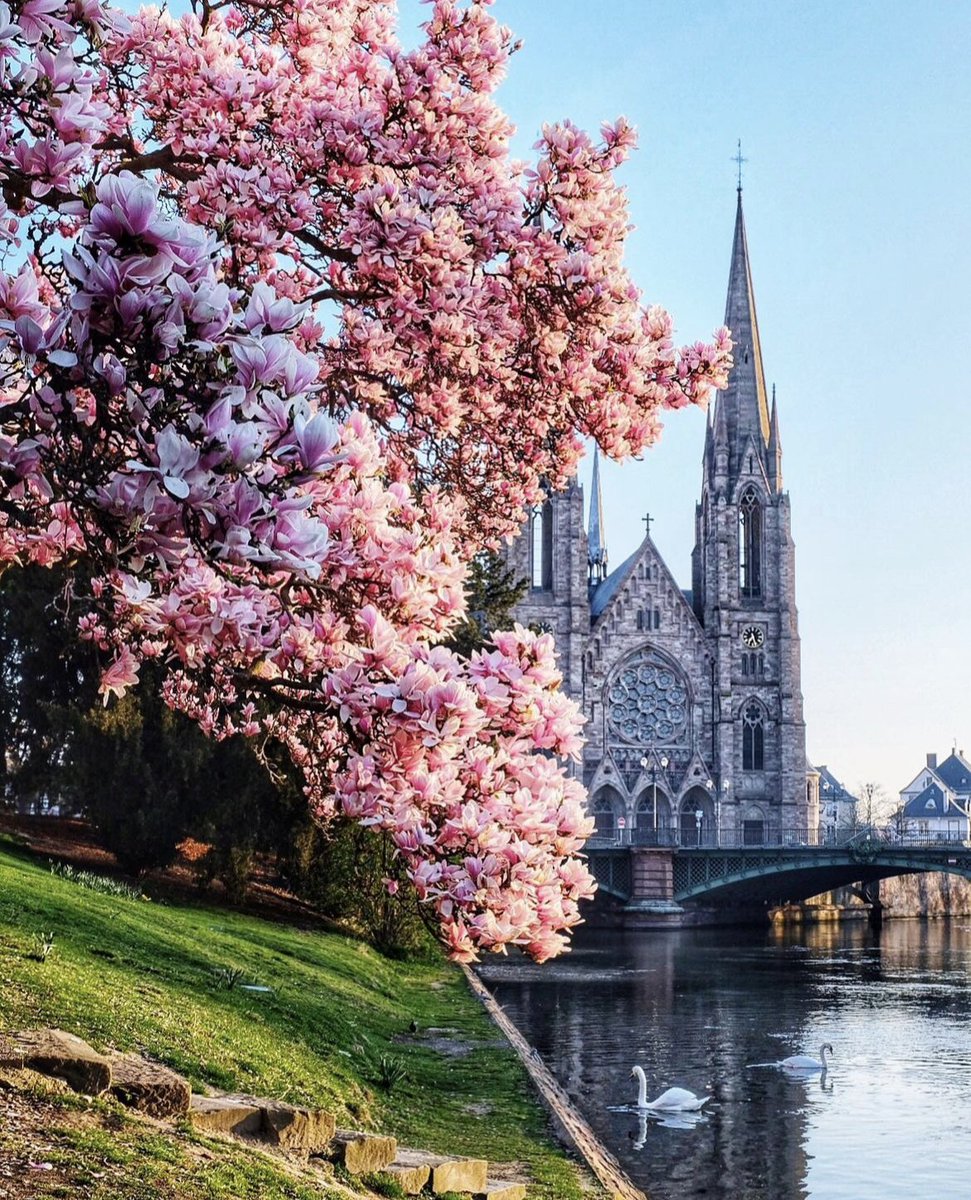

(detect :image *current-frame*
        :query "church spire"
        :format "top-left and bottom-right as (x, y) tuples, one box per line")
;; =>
(587, 447), (608, 585)
(768, 383), (783, 491)
(715, 188), (771, 470)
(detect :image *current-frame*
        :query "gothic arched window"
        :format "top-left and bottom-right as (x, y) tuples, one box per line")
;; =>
(591, 791), (619, 839)
(739, 487), (762, 598)
(530, 499), (553, 590)
(742, 804), (766, 846)
(742, 701), (765, 771)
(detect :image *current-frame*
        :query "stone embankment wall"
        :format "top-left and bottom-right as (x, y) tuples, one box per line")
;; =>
(792, 874), (971, 921)
(880, 872), (971, 917)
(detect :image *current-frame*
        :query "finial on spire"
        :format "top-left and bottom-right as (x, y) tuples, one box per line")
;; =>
(733, 139), (747, 192)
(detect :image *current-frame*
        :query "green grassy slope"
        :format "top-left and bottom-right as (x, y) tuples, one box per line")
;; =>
(0, 840), (592, 1199)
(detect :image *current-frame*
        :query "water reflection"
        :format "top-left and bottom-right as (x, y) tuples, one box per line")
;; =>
(480, 921), (971, 1200)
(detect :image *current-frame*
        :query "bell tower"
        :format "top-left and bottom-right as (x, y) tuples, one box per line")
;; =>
(693, 189), (810, 838)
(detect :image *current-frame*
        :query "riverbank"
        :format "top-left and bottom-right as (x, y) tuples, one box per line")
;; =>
(0, 836), (597, 1199)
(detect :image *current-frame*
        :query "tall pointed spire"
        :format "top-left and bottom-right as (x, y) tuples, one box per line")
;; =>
(587, 448), (608, 585)
(717, 188), (771, 466)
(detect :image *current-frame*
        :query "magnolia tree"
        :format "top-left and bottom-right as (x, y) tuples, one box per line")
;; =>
(0, 0), (731, 960)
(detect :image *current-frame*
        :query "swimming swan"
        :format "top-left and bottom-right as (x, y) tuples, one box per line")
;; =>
(780, 1043), (833, 1072)
(630, 1065), (710, 1111)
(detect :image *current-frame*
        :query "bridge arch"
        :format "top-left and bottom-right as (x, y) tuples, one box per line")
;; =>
(584, 843), (971, 915)
(672, 847), (971, 905)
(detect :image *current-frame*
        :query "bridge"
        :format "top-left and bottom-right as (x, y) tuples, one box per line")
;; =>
(584, 829), (971, 925)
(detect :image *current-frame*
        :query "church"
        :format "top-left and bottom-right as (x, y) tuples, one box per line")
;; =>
(505, 190), (816, 848)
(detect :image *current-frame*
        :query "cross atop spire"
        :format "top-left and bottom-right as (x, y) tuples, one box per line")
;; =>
(733, 139), (747, 192)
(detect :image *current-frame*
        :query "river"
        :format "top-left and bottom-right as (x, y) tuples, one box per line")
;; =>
(478, 919), (971, 1200)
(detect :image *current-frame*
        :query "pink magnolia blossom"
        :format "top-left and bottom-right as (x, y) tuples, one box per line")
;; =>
(0, 0), (732, 961)
(98, 646), (140, 704)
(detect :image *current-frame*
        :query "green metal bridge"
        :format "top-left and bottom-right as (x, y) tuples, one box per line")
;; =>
(585, 834), (971, 908)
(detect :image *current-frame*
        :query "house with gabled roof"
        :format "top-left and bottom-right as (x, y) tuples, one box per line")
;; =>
(897, 752), (971, 842)
(815, 765), (857, 842)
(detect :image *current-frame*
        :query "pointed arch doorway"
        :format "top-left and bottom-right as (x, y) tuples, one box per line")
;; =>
(680, 787), (715, 847)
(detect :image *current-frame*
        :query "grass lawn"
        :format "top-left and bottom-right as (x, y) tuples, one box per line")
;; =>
(0, 838), (597, 1200)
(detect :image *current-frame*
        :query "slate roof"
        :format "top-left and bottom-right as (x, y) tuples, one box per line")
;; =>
(590, 549), (639, 619)
(816, 765), (857, 803)
(901, 782), (966, 821)
(933, 752), (971, 795)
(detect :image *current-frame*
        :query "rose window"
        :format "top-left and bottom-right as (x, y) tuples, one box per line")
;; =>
(606, 654), (689, 744)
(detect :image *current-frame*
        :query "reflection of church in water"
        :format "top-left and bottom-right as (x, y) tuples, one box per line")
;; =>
(506, 191), (816, 846)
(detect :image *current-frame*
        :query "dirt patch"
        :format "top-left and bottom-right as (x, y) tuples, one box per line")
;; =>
(0, 1074), (364, 1200)
(0, 813), (329, 929)
(0, 1072), (93, 1199)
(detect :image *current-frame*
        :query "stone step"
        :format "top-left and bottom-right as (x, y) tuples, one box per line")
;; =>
(258, 1098), (336, 1153)
(394, 1148), (489, 1195)
(1, 1029), (111, 1096)
(475, 1181), (528, 1200)
(109, 1053), (190, 1119)
(189, 1094), (263, 1137)
(329, 1129), (398, 1174)
(190, 1093), (336, 1152)
(380, 1153), (433, 1195)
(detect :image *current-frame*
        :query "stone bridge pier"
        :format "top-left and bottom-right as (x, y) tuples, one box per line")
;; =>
(623, 849), (684, 927)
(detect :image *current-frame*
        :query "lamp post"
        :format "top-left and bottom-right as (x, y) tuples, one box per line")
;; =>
(822, 780), (832, 844)
(694, 808), (704, 847)
(719, 778), (730, 847)
(640, 754), (669, 844)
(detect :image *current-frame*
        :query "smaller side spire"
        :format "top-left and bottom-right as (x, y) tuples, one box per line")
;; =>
(587, 448), (608, 585)
(711, 394), (730, 483)
(768, 383), (783, 491)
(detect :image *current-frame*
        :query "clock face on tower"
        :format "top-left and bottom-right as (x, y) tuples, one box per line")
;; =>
(741, 625), (765, 649)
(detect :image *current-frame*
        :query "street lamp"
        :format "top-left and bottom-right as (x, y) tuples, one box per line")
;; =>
(639, 753), (669, 844)
(719, 778), (730, 846)
(702, 779), (716, 846)
(694, 808), (704, 846)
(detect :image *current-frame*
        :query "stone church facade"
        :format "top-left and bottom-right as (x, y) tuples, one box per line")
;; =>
(505, 192), (814, 847)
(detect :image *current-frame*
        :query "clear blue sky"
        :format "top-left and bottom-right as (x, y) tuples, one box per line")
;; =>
(394, 0), (971, 799)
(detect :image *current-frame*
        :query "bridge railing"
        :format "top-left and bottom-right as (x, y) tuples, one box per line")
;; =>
(586, 825), (971, 851)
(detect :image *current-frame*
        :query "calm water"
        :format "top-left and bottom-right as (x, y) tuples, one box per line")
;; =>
(478, 920), (971, 1200)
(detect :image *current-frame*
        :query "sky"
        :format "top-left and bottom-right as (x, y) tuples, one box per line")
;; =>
(391, 0), (971, 799)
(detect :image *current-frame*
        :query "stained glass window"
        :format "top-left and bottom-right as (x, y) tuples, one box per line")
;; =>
(739, 487), (762, 598)
(605, 652), (690, 745)
(742, 701), (765, 771)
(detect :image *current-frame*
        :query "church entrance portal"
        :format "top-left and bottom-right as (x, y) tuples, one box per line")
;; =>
(634, 789), (673, 846)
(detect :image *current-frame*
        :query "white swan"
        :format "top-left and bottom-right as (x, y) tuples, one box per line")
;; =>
(780, 1042), (833, 1072)
(630, 1065), (710, 1111)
